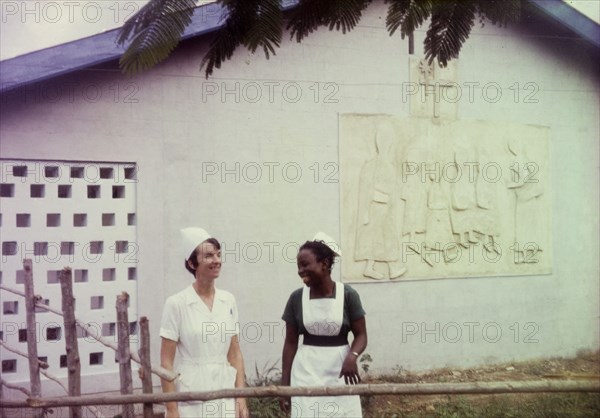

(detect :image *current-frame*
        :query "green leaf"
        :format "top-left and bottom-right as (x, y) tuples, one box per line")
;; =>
(288, 0), (372, 43)
(386, 0), (432, 39)
(424, 0), (476, 67)
(118, 0), (197, 76)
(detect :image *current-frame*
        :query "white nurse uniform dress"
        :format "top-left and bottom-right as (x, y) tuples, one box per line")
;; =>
(160, 285), (239, 417)
(290, 283), (363, 418)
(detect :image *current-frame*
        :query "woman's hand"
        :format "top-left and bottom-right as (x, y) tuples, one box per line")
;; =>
(279, 397), (292, 414)
(339, 353), (361, 385)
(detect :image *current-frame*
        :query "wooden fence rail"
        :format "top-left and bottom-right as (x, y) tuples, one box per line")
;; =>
(0, 284), (177, 382)
(0, 380), (595, 409)
(1, 261), (598, 415)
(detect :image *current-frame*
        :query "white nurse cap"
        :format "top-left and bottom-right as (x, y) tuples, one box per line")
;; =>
(313, 232), (342, 257)
(181, 227), (212, 260)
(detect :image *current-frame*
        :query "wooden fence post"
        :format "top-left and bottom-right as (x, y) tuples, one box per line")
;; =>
(23, 259), (43, 417)
(138, 317), (154, 418)
(59, 267), (81, 418)
(116, 292), (134, 418)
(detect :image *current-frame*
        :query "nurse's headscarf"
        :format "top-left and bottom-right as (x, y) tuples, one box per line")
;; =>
(313, 231), (342, 257)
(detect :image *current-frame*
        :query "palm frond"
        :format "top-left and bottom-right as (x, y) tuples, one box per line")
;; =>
(424, 0), (475, 67)
(386, 0), (432, 39)
(288, 0), (372, 43)
(476, 0), (521, 27)
(243, 0), (283, 58)
(118, 0), (197, 76)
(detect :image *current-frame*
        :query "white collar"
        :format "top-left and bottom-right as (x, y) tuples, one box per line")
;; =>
(183, 284), (226, 305)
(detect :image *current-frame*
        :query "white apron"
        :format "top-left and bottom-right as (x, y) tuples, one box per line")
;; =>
(290, 283), (363, 418)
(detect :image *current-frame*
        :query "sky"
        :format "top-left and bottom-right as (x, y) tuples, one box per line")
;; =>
(0, 0), (599, 61)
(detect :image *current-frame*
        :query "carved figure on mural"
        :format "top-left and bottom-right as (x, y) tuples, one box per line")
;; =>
(424, 157), (457, 265)
(474, 147), (501, 254)
(506, 137), (544, 263)
(449, 144), (478, 247)
(400, 142), (430, 251)
(355, 123), (406, 280)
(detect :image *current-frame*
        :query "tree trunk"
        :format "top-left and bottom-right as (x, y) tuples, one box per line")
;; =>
(59, 267), (81, 418)
(116, 292), (134, 418)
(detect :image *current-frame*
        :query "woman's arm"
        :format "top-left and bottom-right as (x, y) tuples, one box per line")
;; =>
(339, 317), (367, 385)
(227, 335), (249, 418)
(279, 323), (299, 413)
(160, 337), (179, 418)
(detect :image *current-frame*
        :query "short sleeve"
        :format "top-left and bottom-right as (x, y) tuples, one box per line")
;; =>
(281, 293), (298, 326)
(159, 296), (180, 342)
(345, 285), (366, 322)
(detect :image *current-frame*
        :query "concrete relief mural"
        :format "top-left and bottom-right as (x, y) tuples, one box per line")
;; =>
(339, 115), (551, 282)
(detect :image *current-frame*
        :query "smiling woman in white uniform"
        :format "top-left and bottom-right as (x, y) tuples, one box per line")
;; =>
(159, 227), (249, 418)
(280, 233), (367, 417)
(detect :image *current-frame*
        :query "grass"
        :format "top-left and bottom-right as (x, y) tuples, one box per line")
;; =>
(247, 351), (599, 417)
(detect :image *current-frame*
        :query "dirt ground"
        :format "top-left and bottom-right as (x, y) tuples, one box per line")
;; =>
(2, 350), (598, 417)
(362, 349), (600, 417)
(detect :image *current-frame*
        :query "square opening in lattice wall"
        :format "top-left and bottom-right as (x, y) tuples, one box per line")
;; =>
(87, 185), (100, 198)
(74, 213), (87, 227)
(102, 323), (116, 337)
(1, 359), (17, 373)
(2, 242), (18, 256)
(12, 165), (27, 177)
(30, 184), (45, 198)
(103, 268), (116, 281)
(74, 269), (88, 282)
(89, 352), (103, 365)
(3, 301), (18, 314)
(34, 242), (48, 256)
(70, 167), (84, 178)
(128, 213), (136, 226)
(47, 270), (61, 284)
(89, 241), (103, 254)
(58, 185), (72, 198)
(128, 267), (137, 280)
(47, 213), (61, 227)
(18, 329), (27, 342)
(124, 167), (137, 180)
(91, 296), (104, 309)
(61, 242), (75, 255)
(112, 186), (125, 198)
(16, 213), (31, 227)
(102, 213), (115, 226)
(115, 241), (128, 254)
(44, 166), (60, 178)
(16, 270), (25, 284)
(46, 327), (62, 341)
(100, 168), (114, 179)
(60, 355), (67, 368)
(0, 183), (14, 197)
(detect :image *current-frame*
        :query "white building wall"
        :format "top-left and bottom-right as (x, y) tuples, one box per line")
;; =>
(1, 3), (598, 395)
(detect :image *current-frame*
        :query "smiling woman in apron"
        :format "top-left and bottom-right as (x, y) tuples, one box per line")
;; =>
(159, 227), (249, 418)
(280, 233), (368, 418)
